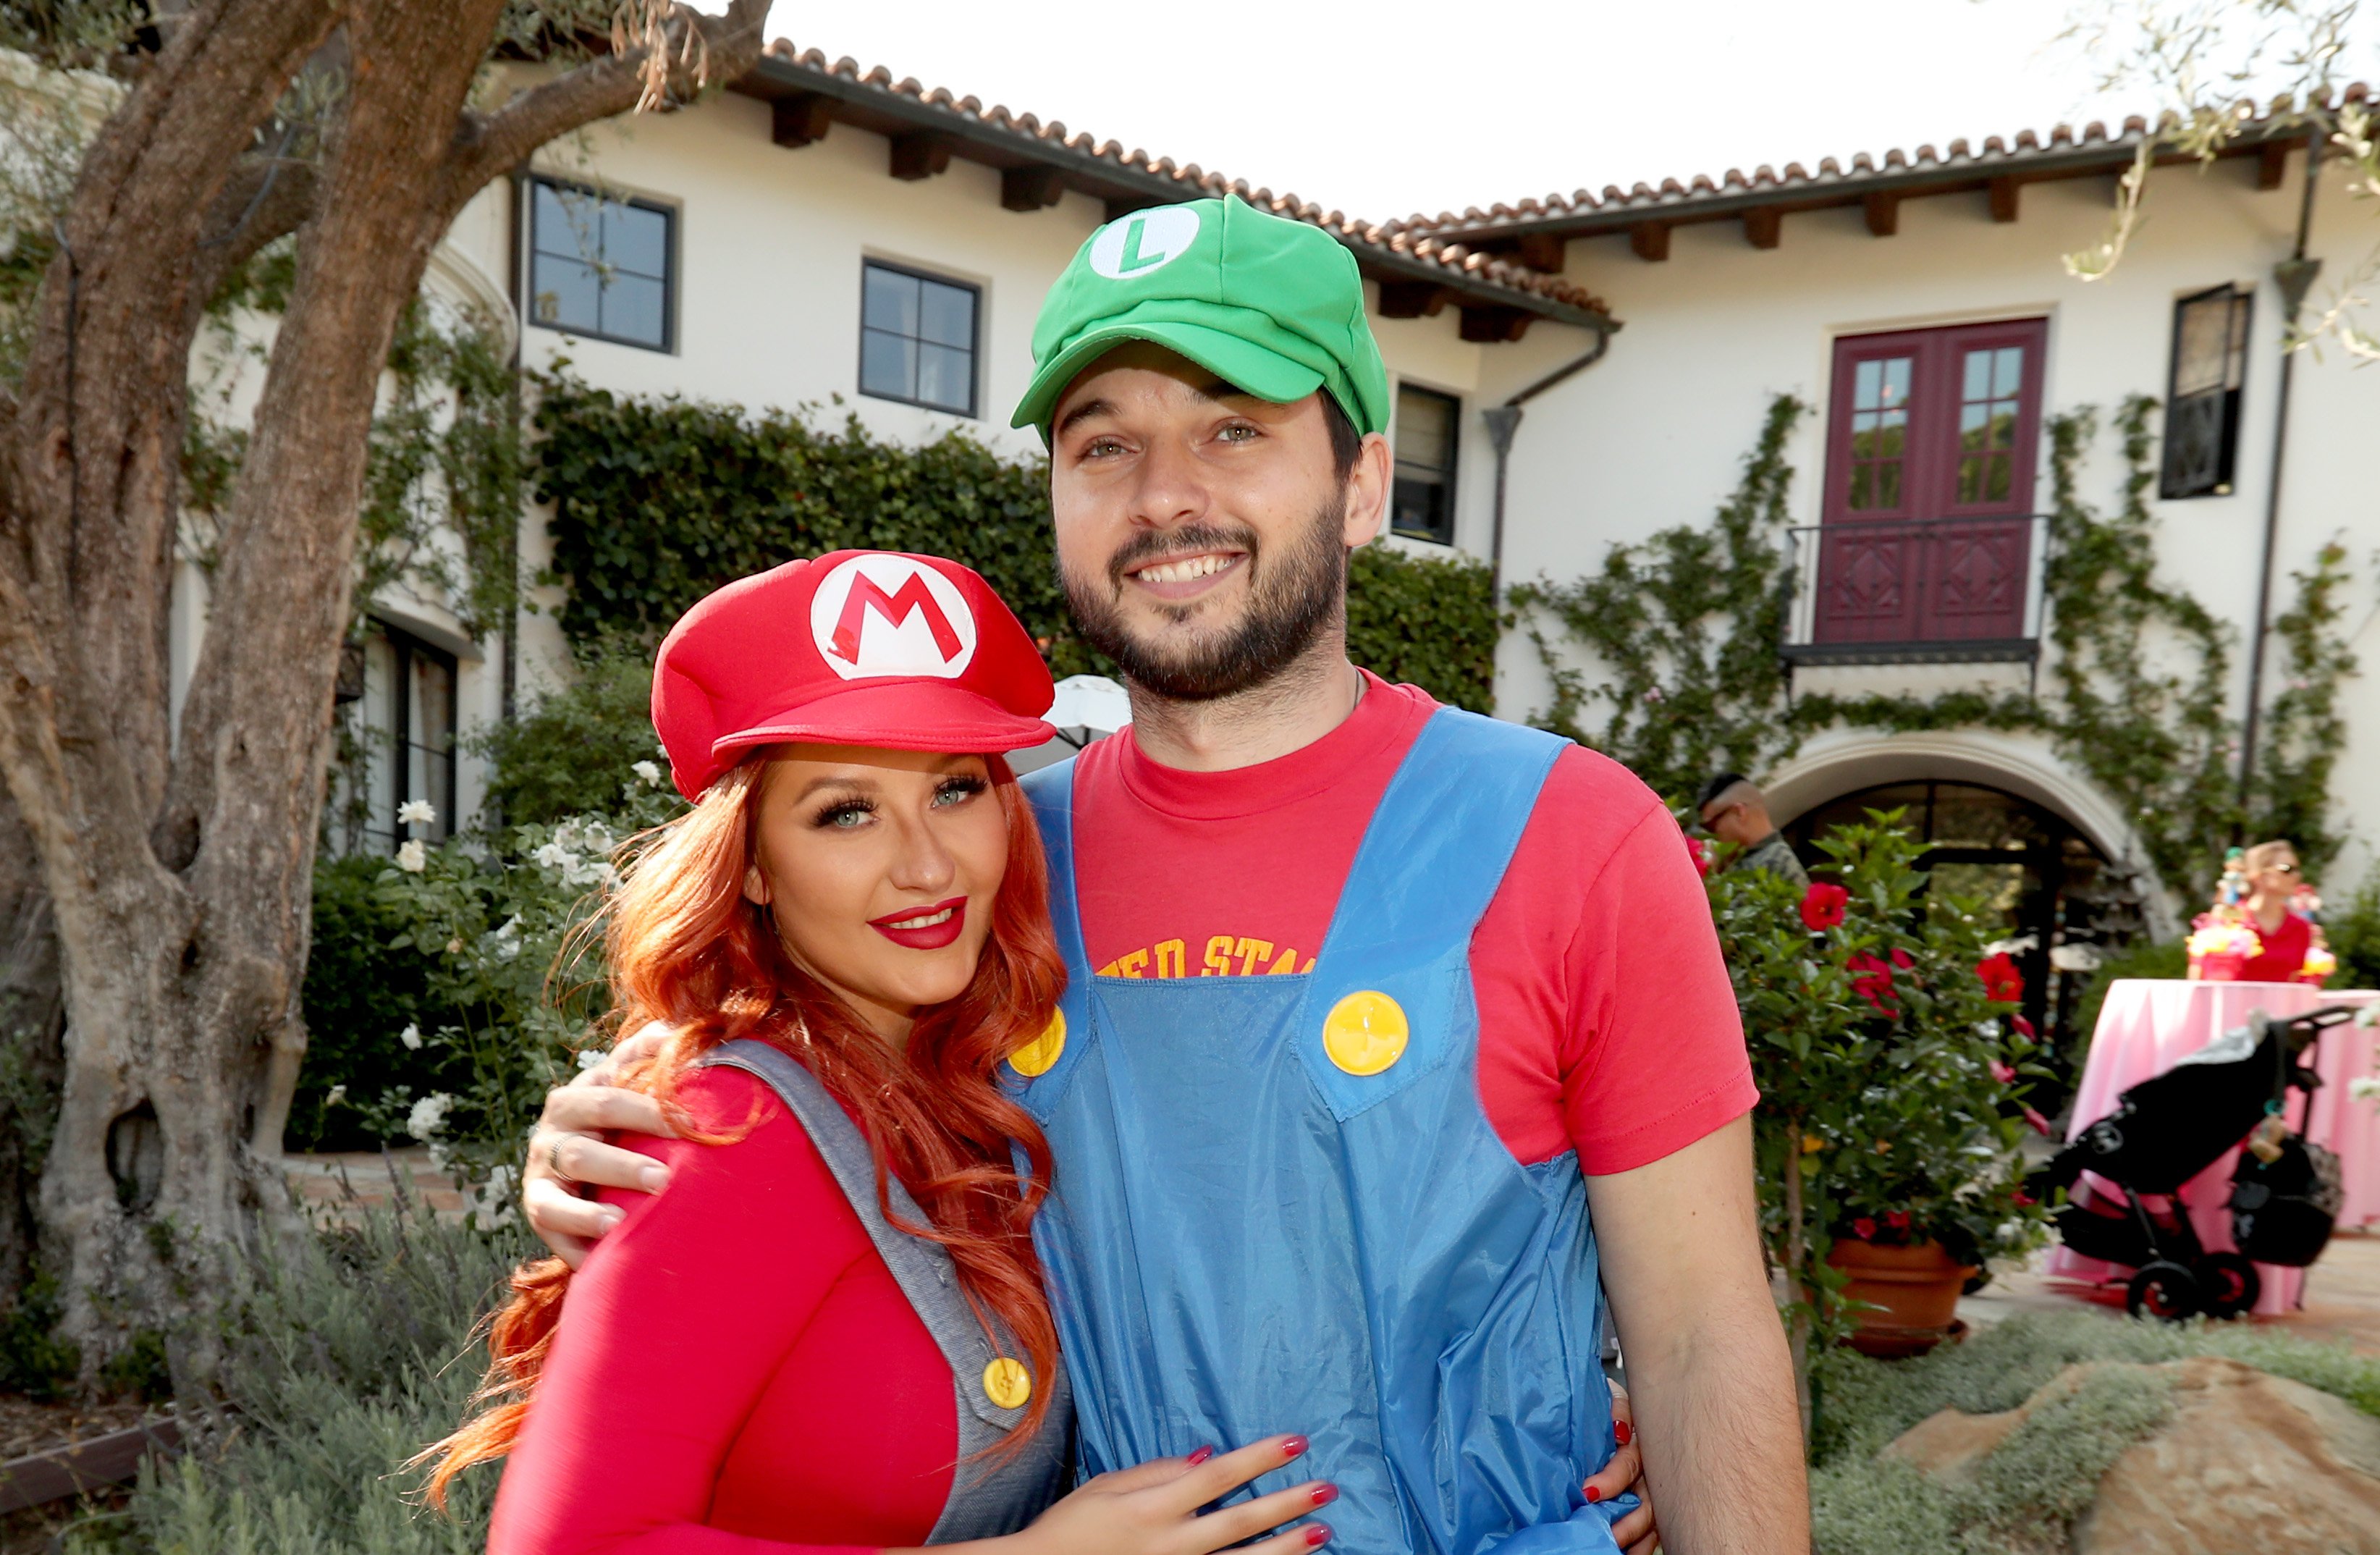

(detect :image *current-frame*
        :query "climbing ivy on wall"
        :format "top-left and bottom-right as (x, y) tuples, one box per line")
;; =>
(1512, 394), (2354, 901)
(531, 374), (1501, 712)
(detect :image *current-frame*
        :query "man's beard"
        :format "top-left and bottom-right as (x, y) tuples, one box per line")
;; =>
(1062, 497), (1348, 702)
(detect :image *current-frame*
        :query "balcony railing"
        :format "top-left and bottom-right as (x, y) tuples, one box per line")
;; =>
(1781, 514), (2048, 667)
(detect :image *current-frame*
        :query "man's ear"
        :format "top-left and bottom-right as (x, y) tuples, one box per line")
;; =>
(1341, 431), (1392, 548)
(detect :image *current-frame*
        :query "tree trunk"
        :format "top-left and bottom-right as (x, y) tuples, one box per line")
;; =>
(0, 789), (64, 1305)
(0, 0), (765, 1383)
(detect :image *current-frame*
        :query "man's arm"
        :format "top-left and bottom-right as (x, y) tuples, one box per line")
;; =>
(1587, 1115), (1807, 1555)
(523, 1026), (676, 1267)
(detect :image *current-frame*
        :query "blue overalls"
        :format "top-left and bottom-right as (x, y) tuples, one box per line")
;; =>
(1015, 707), (1632, 1554)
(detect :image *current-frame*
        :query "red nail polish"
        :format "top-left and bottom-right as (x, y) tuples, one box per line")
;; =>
(1281, 1435), (1310, 1458)
(1304, 1525), (1331, 1547)
(1584, 1486), (1603, 1504)
(1186, 1446), (1215, 1467)
(1615, 1421), (1633, 1446)
(1311, 1484), (1338, 1507)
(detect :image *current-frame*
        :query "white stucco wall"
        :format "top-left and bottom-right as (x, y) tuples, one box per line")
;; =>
(1493, 148), (2380, 893)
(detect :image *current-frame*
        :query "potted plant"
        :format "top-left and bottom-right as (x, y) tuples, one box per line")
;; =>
(1708, 816), (2053, 1425)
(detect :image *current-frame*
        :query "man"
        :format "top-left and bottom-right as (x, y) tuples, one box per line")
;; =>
(1697, 773), (1810, 891)
(526, 197), (1805, 1554)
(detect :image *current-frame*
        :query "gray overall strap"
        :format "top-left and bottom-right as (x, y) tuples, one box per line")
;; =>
(699, 1039), (1068, 1542)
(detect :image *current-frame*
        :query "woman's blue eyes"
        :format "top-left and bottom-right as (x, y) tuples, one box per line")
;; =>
(811, 779), (982, 829)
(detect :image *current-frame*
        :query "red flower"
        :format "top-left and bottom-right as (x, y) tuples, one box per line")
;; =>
(1852, 1218), (1878, 1241)
(1684, 834), (1713, 880)
(1883, 1210), (1910, 1231)
(1890, 948), (1914, 971)
(2012, 1189), (2035, 1208)
(1799, 882), (1849, 931)
(1977, 952), (2024, 1003)
(1990, 1058), (2017, 1085)
(1847, 952), (1901, 1013)
(2011, 1014), (2036, 1040)
(2022, 1105), (2054, 1137)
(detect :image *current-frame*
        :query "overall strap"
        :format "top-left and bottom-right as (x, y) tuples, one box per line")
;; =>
(696, 1040), (1044, 1440)
(1021, 757), (1089, 974)
(1312, 708), (1567, 972)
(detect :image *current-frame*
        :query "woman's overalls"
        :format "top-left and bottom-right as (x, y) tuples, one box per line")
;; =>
(1013, 707), (1632, 1554)
(699, 1040), (1071, 1542)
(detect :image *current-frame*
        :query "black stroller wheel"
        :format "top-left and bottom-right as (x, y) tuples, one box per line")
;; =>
(2127, 1260), (2202, 1322)
(2198, 1252), (2261, 1320)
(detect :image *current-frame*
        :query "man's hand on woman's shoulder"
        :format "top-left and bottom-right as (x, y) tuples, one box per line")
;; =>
(523, 1022), (679, 1268)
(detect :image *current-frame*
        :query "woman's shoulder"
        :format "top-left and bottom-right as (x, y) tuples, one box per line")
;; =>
(596, 1059), (868, 1246)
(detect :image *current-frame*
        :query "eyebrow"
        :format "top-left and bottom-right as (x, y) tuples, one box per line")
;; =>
(788, 754), (976, 804)
(1054, 379), (1257, 439)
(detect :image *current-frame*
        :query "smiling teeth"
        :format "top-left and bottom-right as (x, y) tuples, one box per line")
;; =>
(1136, 554), (1232, 584)
(887, 907), (955, 930)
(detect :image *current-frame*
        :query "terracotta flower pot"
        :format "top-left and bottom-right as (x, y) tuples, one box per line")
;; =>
(1825, 1237), (1976, 1359)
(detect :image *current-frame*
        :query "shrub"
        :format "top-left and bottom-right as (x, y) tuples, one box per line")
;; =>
(105, 1193), (526, 1553)
(295, 855), (455, 1152)
(475, 646), (664, 827)
(2323, 876), (2380, 991)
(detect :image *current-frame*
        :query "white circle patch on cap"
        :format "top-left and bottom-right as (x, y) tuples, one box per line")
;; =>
(810, 555), (979, 682)
(1088, 206), (1202, 280)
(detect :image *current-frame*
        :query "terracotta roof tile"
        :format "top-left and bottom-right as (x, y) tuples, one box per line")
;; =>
(1385, 85), (2371, 239)
(753, 38), (1612, 322)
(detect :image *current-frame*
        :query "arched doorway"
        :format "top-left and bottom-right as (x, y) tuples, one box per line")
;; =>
(1783, 780), (2134, 1097)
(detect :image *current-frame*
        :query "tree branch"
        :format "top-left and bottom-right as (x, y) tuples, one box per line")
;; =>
(442, 0), (768, 206)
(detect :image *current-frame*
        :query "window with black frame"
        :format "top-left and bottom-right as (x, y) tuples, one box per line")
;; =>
(527, 177), (674, 352)
(859, 261), (979, 416)
(1390, 384), (1459, 544)
(358, 623), (457, 854)
(2160, 283), (2253, 500)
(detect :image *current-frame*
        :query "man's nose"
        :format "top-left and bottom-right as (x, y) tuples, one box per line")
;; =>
(1125, 434), (1208, 529)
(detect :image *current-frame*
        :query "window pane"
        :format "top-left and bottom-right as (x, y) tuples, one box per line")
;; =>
(1962, 350), (1990, 403)
(603, 202), (669, 279)
(1391, 474), (1450, 541)
(1875, 462), (1901, 508)
(1881, 357), (1910, 407)
(1396, 387), (1455, 472)
(1993, 346), (2023, 398)
(916, 342), (972, 412)
(2174, 295), (2232, 397)
(1850, 463), (1875, 510)
(861, 327), (916, 400)
(1854, 358), (1882, 410)
(864, 265), (921, 337)
(1985, 453), (2012, 502)
(601, 273), (667, 348)
(918, 280), (975, 349)
(533, 183), (594, 259)
(531, 254), (602, 332)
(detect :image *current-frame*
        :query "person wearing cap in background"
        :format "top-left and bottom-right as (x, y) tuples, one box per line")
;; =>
(526, 198), (1805, 1554)
(434, 552), (1335, 1555)
(1697, 772), (1811, 891)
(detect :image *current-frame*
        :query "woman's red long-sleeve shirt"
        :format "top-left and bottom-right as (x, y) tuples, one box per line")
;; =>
(488, 1067), (961, 1554)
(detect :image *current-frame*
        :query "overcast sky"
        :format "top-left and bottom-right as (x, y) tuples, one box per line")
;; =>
(759, 0), (2161, 223)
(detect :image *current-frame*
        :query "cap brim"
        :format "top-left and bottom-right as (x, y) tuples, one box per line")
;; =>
(1011, 319), (1326, 435)
(711, 681), (1057, 763)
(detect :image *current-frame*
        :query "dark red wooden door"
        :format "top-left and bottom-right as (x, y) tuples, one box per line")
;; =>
(1816, 319), (2046, 646)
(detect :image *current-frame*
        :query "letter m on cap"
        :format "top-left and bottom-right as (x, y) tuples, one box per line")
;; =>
(832, 573), (961, 665)
(811, 555), (979, 681)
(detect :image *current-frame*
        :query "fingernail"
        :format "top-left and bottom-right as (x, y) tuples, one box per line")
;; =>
(598, 1207), (625, 1231)
(1281, 1435), (1309, 1458)
(1186, 1446), (1215, 1467)
(1615, 1421), (1633, 1446)
(1311, 1484), (1338, 1507)
(1584, 1486), (1603, 1504)
(1304, 1526), (1330, 1548)
(641, 1165), (670, 1192)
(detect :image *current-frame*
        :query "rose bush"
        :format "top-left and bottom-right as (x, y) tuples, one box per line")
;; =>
(1708, 812), (2054, 1428)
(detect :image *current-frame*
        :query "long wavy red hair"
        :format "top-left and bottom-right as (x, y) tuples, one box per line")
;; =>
(423, 750), (1065, 1506)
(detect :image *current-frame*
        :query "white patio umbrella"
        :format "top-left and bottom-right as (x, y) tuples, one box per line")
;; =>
(1011, 674), (1131, 773)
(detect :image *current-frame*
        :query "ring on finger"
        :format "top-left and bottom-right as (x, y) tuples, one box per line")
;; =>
(546, 1136), (572, 1184)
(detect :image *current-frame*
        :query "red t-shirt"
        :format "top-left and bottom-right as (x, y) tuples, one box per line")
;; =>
(1069, 674), (1755, 1173)
(2240, 911), (2313, 983)
(489, 1069), (959, 1554)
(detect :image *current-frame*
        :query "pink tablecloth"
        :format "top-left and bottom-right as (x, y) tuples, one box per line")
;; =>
(2043, 979), (2380, 1313)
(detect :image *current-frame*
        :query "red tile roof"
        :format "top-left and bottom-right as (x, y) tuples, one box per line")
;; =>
(746, 41), (1613, 325)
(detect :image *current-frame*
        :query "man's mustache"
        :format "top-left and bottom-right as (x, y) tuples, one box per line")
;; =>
(1102, 523), (1260, 588)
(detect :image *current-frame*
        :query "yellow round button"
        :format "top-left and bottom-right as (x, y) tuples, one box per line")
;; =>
(1322, 990), (1409, 1076)
(983, 1356), (1031, 1409)
(1009, 1011), (1065, 1077)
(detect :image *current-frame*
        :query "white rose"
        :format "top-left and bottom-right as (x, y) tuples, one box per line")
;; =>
(398, 1023), (423, 1051)
(533, 841), (572, 872)
(632, 759), (662, 786)
(324, 1084), (347, 1107)
(2349, 1075), (2380, 1104)
(395, 838), (427, 873)
(405, 1092), (452, 1140)
(397, 800), (438, 828)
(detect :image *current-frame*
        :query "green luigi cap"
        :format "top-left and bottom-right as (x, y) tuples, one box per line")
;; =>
(1012, 195), (1392, 442)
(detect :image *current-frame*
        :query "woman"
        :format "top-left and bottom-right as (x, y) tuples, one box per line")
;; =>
(2237, 839), (2317, 983)
(427, 552), (1332, 1554)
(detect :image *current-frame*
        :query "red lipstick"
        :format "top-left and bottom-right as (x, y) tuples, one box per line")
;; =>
(868, 896), (969, 950)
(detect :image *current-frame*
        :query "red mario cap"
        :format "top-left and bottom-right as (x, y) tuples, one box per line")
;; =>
(652, 551), (1058, 800)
